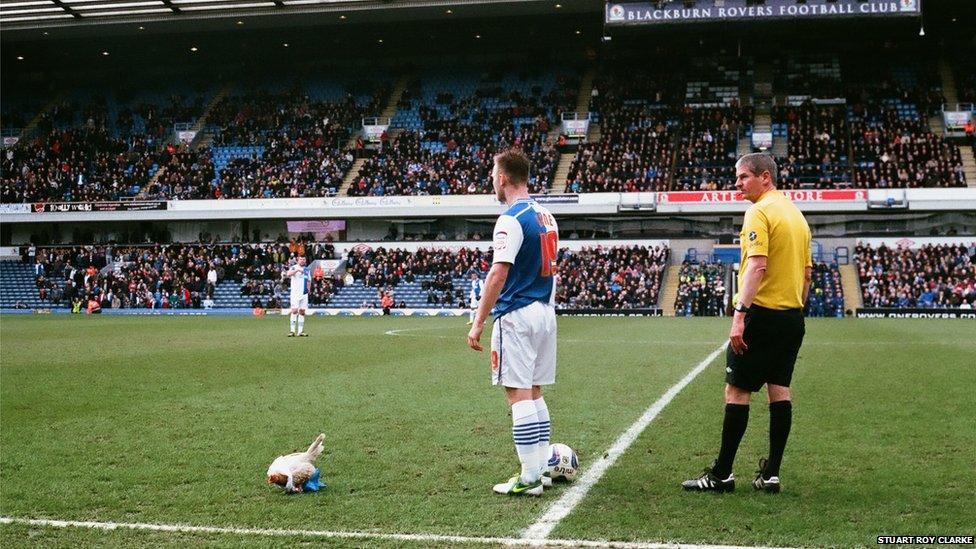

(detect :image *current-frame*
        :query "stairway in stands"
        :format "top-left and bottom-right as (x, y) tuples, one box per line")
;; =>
(337, 74), (412, 196)
(839, 264), (863, 313)
(753, 61), (781, 155)
(659, 266), (680, 317)
(938, 58), (959, 106)
(137, 82), (235, 199)
(961, 147), (976, 188)
(18, 94), (64, 141)
(553, 66), (597, 193)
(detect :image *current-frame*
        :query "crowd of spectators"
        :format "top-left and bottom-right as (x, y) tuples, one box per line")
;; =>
(774, 103), (852, 189)
(143, 145), (216, 199)
(345, 246), (491, 305)
(673, 259), (843, 317)
(6, 61), (972, 202)
(567, 108), (677, 193)
(349, 72), (568, 196)
(849, 104), (966, 189)
(567, 70), (682, 193)
(672, 106), (753, 191)
(209, 87), (385, 199)
(341, 244), (670, 310)
(1, 127), (159, 203)
(805, 262), (845, 317)
(674, 260), (727, 316)
(857, 242), (976, 308)
(118, 94), (204, 141)
(210, 88), (382, 147)
(348, 128), (555, 196)
(24, 238), (340, 310)
(555, 245), (669, 309)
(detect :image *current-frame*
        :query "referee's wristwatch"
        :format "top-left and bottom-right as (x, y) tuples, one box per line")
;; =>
(734, 302), (750, 314)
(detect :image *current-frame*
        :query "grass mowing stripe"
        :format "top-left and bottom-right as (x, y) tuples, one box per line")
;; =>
(521, 342), (729, 541)
(0, 516), (793, 549)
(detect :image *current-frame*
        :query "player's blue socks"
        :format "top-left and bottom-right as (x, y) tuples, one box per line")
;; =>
(289, 313), (297, 334)
(534, 397), (551, 478)
(511, 400), (541, 484)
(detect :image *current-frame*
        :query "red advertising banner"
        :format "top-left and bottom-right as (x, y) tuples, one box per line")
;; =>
(657, 189), (867, 203)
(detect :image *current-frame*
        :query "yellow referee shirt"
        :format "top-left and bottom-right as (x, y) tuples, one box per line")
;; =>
(738, 189), (812, 310)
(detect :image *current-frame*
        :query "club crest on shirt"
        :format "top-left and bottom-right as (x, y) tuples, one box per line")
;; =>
(748, 231), (757, 242)
(494, 231), (508, 250)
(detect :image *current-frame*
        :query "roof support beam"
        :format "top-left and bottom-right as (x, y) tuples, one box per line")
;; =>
(50, 0), (82, 19)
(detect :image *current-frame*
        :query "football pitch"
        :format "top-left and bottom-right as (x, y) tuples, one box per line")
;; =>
(1, 315), (973, 548)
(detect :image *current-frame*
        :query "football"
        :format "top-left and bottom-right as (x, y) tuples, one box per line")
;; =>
(546, 443), (579, 482)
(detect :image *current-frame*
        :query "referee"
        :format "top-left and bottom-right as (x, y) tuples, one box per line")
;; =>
(682, 153), (812, 494)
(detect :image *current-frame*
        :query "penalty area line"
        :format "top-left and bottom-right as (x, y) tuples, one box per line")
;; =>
(0, 516), (791, 549)
(521, 341), (730, 541)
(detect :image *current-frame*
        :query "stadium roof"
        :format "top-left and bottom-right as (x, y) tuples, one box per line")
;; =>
(0, 0), (600, 34)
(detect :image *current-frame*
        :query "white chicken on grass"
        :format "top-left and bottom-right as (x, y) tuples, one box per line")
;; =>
(266, 433), (326, 493)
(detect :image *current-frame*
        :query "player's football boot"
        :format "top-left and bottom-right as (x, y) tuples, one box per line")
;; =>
(298, 333), (309, 337)
(752, 458), (781, 493)
(288, 332), (296, 337)
(493, 475), (543, 496)
(681, 463), (734, 492)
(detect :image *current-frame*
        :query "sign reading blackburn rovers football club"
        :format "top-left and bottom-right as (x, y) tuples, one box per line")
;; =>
(606, 0), (919, 26)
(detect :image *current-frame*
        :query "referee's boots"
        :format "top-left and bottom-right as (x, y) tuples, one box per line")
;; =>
(752, 458), (781, 493)
(681, 462), (735, 493)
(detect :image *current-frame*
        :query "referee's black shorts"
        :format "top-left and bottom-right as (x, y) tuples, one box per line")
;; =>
(726, 305), (805, 392)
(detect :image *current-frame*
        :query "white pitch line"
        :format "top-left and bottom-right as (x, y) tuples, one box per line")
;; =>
(0, 516), (792, 549)
(521, 342), (730, 541)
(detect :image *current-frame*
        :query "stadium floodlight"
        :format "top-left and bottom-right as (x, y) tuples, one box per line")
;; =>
(74, 2), (166, 10)
(85, 7), (171, 15)
(0, 13), (74, 21)
(0, 7), (65, 15)
(1, 1), (58, 7)
(182, 2), (275, 9)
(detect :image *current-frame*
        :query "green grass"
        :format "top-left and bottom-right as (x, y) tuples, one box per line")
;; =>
(1, 316), (973, 547)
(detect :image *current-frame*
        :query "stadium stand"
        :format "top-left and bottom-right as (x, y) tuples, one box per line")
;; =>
(806, 262), (845, 317)
(856, 242), (976, 308)
(673, 260), (728, 317)
(774, 103), (852, 189)
(1, 241), (341, 310)
(845, 56), (965, 189)
(673, 106), (754, 191)
(672, 260), (844, 317)
(347, 68), (574, 196)
(555, 245), (669, 309)
(2, 243), (675, 311)
(3, 54), (973, 201)
(1, 127), (161, 203)
(208, 80), (388, 199)
(565, 68), (683, 193)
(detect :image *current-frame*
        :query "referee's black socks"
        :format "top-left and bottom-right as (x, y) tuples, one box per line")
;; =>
(766, 400), (792, 478)
(713, 403), (749, 479)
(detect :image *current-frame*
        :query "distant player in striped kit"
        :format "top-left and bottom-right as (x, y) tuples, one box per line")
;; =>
(467, 149), (559, 497)
(467, 272), (485, 325)
(284, 256), (311, 337)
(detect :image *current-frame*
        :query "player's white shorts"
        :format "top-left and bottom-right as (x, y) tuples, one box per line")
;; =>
(290, 293), (308, 310)
(490, 300), (557, 389)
